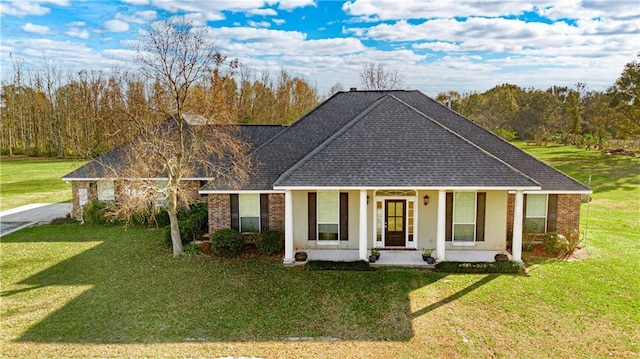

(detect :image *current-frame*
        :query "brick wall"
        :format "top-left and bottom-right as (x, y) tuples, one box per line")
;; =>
(506, 193), (582, 239)
(268, 193), (285, 234)
(71, 181), (97, 220)
(208, 194), (231, 233)
(207, 192), (286, 235)
(556, 194), (582, 238)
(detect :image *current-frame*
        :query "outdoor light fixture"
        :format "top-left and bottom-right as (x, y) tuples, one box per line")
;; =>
(423, 194), (430, 206)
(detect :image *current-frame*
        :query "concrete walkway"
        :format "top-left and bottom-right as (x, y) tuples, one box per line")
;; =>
(0, 203), (72, 237)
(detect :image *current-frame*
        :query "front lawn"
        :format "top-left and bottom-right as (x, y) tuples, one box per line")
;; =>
(1, 144), (638, 358)
(0, 157), (85, 211)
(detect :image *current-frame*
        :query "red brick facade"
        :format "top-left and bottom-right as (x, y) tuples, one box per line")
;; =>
(207, 193), (286, 235)
(208, 193), (231, 233)
(506, 193), (582, 239)
(556, 194), (582, 237)
(268, 193), (285, 234)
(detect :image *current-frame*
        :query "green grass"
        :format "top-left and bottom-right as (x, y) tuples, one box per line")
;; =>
(0, 157), (85, 211)
(1, 144), (639, 358)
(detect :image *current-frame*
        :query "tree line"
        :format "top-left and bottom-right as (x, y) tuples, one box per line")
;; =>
(435, 54), (640, 150)
(0, 57), (320, 158)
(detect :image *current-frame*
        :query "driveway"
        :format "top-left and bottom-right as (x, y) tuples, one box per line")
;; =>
(0, 203), (72, 237)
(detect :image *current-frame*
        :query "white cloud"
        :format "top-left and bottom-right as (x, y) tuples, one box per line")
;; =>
(149, 0), (264, 13)
(22, 22), (50, 34)
(167, 12), (210, 26)
(537, 0), (640, 21)
(66, 28), (89, 39)
(103, 19), (130, 33)
(0, 0), (70, 17)
(247, 20), (271, 28)
(272, 18), (285, 25)
(115, 11), (158, 24)
(64, 20), (89, 39)
(1, 38), (131, 72)
(347, 16), (638, 60)
(412, 41), (460, 52)
(122, 0), (149, 4)
(342, 0), (534, 20)
(247, 8), (277, 17)
(276, 0), (315, 11)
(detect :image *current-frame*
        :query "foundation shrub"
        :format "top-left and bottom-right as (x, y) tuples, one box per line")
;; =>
(435, 261), (524, 274)
(162, 203), (209, 247)
(82, 200), (116, 225)
(255, 230), (284, 255)
(543, 232), (570, 256)
(211, 228), (244, 258)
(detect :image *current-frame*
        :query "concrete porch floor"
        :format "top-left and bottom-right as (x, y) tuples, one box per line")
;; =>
(302, 249), (511, 267)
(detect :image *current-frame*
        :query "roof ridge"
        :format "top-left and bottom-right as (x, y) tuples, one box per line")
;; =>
(389, 94), (541, 188)
(415, 92), (590, 191)
(247, 92), (342, 156)
(273, 94), (393, 186)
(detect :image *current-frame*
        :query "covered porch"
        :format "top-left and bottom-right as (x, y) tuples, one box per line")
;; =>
(282, 189), (528, 265)
(299, 249), (512, 267)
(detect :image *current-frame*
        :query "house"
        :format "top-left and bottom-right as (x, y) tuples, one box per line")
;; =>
(63, 90), (591, 265)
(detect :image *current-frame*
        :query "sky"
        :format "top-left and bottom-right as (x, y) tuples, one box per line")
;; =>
(1, 0), (639, 96)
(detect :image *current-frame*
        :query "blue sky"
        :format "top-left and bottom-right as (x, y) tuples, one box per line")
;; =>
(1, 0), (639, 96)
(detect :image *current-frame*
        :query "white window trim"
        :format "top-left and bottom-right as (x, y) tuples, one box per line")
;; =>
(372, 194), (419, 249)
(317, 191), (340, 245)
(97, 180), (115, 201)
(452, 191), (477, 246)
(239, 193), (261, 233)
(525, 194), (548, 234)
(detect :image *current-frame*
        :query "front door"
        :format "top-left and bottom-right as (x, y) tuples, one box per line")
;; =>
(385, 200), (405, 247)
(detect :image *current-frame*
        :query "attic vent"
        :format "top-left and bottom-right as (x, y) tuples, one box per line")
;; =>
(349, 87), (357, 92)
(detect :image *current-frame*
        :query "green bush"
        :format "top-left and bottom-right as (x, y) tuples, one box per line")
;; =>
(543, 232), (570, 256)
(82, 200), (116, 225)
(162, 203), (209, 247)
(182, 243), (202, 257)
(494, 128), (517, 141)
(211, 228), (244, 258)
(304, 260), (371, 271)
(153, 208), (170, 227)
(435, 261), (524, 274)
(255, 230), (284, 255)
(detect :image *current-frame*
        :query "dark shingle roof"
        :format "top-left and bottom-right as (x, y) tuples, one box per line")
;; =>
(220, 91), (396, 190)
(391, 91), (590, 191)
(65, 91), (589, 193)
(274, 95), (539, 188)
(63, 124), (286, 180)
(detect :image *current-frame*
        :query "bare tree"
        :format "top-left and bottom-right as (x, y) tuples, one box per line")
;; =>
(359, 62), (404, 90)
(325, 82), (344, 98)
(107, 20), (251, 256)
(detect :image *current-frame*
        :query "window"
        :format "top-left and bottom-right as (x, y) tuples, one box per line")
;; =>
(408, 201), (415, 242)
(525, 194), (547, 233)
(453, 192), (476, 242)
(317, 191), (339, 241)
(154, 180), (169, 206)
(375, 201), (383, 242)
(97, 181), (115, 201)
(239, 193), (260, 232)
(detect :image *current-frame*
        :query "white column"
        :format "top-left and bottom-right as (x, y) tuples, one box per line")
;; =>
(283, 190), (295, 265)
(512, 190), (524, 262)
(436, 189), (446, 261)
(359, 190), (368, 261)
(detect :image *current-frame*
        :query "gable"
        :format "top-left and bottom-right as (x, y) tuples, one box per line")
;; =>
(274, 95), (539, 189)
(392, 91), (590, 192)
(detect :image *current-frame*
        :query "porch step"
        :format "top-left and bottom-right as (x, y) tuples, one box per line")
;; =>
(378, 248), (417, 251)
